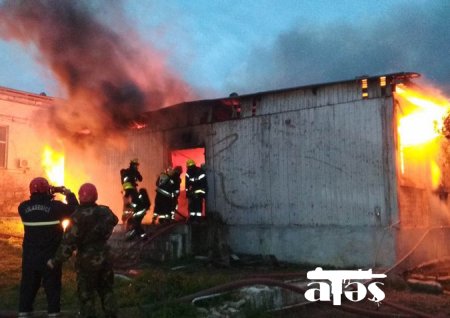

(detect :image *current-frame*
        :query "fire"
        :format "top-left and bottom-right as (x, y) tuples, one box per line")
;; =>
(397, 85), (448, 147)
(395, 84), (450, 187)
(42, 145), (64, 186)
(41, 144), (91, 202)
(61, 219), (70, 231)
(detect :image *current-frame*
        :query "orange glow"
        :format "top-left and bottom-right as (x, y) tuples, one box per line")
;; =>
(41, 145), (90, 200)
(170, 148), (205, 219)
(397, 85), (448, 147)
(395, 84), (450, 187)
(42, 145), (65, 186)
(431, 160), (441, 189)
(61, 219), (70, 231)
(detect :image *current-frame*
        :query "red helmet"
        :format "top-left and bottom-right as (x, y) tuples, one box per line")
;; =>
(78, 183), (98, 204)
(29, 177), (50, 194)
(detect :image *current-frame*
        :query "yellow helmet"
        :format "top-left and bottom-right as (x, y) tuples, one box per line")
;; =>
(186, 159), (196, 167)
(130, 158), (139, 165)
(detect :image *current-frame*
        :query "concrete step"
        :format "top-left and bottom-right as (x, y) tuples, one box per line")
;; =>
(110, 223), (191, 268)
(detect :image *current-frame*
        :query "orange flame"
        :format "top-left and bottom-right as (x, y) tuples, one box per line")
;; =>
(42, 145), (65, 186)
(61, 219), (70, 231)
(396, 84), (450, 187)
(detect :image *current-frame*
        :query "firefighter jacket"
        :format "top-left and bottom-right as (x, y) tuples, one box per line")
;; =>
(155, 172), (176, 198)
(185, 166), (207, 198)
(170, 172), (181, 198)
(120, 166), (143, 191)
(53, 204), (119, 271)
(18, 192), (78, 268)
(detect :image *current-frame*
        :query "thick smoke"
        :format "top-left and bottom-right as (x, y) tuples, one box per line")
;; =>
(0, 0), (195, 146)
(228, 1), (450, 95)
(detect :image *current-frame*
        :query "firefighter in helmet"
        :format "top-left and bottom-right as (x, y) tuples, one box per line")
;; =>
(153, 167), (177, 224)
(18, 177), (78, 317)
(185, 159), (207, 222)
(120, 158), (143, 205)
(169, 166), (183, 220)
(120, 158), (148, 239)
(48, 183), (119, 318)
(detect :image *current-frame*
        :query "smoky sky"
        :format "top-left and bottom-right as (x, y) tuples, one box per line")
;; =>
(0, 0), (195, 146)
(228, 1), (450, 95)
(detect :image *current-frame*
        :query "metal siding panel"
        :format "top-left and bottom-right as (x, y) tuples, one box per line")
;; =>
(278, 98), (387, 226)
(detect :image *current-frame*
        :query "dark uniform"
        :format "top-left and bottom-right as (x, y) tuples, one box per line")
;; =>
(18, 178), (78, 317)
(185, 162), (207, 221)
(169, 166), (182, 220)
(120, 159), (146, 238)
(51, 183), (119, 318)
(153, 170), (176, 223)
(120, 159), (143, 206)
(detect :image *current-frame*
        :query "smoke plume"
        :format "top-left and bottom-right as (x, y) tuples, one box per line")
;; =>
(0, 0), (196, 146)
(227, 1), (450, 95)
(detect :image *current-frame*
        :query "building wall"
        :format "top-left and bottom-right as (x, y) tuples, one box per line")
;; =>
(0, 87), (54, 215)
(126, 80), (399, 267)
(206, 84), (398, 266)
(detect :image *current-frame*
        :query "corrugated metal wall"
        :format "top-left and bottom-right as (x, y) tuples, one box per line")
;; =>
(116, 80), (399, 266)
(210, 84), (394, 227)
(201, 82), (399, 266)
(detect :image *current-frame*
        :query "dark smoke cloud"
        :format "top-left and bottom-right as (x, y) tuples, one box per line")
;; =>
(228, 1), (450, 95)
(0, 0), (195, 146)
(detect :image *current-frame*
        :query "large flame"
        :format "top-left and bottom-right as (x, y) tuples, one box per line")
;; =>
(41, 144), (89, 196)
(42, 145), (65, 186)
(396, 84), (450, 187)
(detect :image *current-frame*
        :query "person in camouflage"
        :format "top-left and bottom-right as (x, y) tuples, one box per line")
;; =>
(47, 183), (119, 318)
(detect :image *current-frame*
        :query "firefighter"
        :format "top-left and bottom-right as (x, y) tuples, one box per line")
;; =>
(152, 167), (176, 224)
(120, 158), (147, 239)
(18, 177), (78, 318)
(168, 166), (182, 220)
(47, 183), (119, 318)
(120, 158), (143, 208)
(185, 159), (207, 222)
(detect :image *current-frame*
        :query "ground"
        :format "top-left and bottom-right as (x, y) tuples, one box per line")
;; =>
(2, 219), (450, 317)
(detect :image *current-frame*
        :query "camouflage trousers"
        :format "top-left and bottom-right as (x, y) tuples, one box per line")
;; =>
(76, 264), (118, 318)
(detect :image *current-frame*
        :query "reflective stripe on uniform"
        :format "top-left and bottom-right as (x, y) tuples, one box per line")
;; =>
(156, 187), (172, 197)
(194, 189), (206, 194)
(122, 182), (134, 190)
(22, 220), (60, 226)
(198, 174), (206, 180)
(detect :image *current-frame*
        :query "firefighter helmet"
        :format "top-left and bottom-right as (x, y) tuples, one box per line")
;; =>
(186, 159), (196, 167)
(173, 166), (182, 175)
(130, 158), (139, 165)
(29, 177), (50, 194)
(78, 183), (98, 204)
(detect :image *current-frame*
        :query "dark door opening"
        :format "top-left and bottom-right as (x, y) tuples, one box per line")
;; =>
(170, 147), (205, 219)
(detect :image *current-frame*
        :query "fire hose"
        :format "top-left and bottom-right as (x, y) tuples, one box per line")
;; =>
(132, 277), (433, 317)
(117, 223), (441, 317)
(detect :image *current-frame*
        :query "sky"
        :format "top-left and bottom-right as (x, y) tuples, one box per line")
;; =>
(0, 0), (448, 101)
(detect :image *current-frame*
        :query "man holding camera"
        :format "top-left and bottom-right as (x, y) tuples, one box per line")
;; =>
(18, 177), (78, 318)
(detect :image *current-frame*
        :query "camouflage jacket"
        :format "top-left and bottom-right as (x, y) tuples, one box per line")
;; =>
(53, 204), (118, 270)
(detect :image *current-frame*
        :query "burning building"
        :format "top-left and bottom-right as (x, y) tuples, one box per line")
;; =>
(96, 71), (450, 268)
(0, 86), (59, 215)
(2, 70), (449, 269)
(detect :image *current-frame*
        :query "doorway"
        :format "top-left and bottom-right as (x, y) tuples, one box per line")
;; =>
(170, 147), (205, 219)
